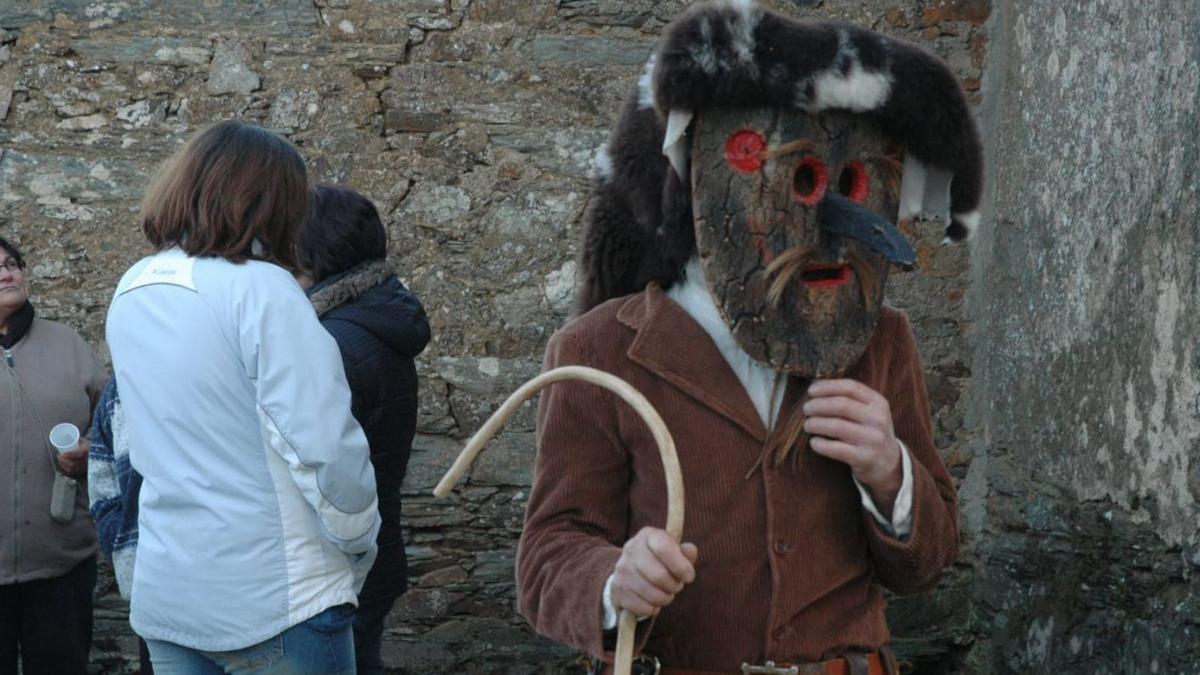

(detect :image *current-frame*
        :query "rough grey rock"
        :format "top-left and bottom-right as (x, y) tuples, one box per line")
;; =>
(525, 34), (655, 65)
(207, 41), (260, 96)
(72, 37), (212, 66)
(433, 356), (542, 397)
(1, 0), (319, 34)
(0, 83), (14, 121)
(468, 432), (535, 488)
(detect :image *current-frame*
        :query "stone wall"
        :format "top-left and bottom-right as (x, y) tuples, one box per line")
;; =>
(7, 0), (1192, 674)
(965, 1), (1200, 673)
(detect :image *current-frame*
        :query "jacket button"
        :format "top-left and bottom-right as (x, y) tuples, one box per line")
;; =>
(774, 539), (790, 555)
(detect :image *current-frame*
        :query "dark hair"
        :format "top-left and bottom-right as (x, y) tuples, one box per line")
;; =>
(140, 120), (309, 270)
(0, 237), (24, 269)
(298, 184), (387, 283)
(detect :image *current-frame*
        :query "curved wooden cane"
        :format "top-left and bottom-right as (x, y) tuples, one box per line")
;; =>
(433, 365), (684, 675)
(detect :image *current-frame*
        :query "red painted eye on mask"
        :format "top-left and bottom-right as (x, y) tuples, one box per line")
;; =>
(724, 130), (766, 173)
(838, 161), (869, 203)
(793, 156), (827, 206)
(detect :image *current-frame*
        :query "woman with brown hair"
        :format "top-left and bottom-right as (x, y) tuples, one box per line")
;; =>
(106, 120), (380, 674)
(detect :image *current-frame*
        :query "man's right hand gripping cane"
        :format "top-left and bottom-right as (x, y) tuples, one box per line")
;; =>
(606, 526), (699, 626)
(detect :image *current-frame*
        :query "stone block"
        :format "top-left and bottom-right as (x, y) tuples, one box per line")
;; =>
(207, 41), (260, 96)
(0, 151), (146, 204)
(379, 637), (457, 674)
(423, 22), (514, 62)
(352, 0), (447, 11)
(417, 565), (469, 588)
(489, 127), (608, 179)
(556, 0), (653, 28)
(383, 60), (619, 128)
(3, 0), (318, 35)
(543, 260), (576, 312)
(402, 433), (462, 493)
(921, 0), (992, 26)
(72, 37), (211, 66)
(114, 99), (167, 129)
(55, 113), (107, 131)
(384, 109), (449, 133)
(467, 432), (535, 488)
(350, 62), (392, 79)
(267, 88), (321, 131)
(433, 356), (541, 396)
(525, 34), (654, 65)
(0, 5), (51, 28)
(0, 84), (11, 122)
(397, 182), (472, 229)
(392, 587), (461, 620)
(471, 550), (515, 583)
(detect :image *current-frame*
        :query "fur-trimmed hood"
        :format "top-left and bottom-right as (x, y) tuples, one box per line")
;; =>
(307, 260), (431, 359)
(576, 0), (983, 314)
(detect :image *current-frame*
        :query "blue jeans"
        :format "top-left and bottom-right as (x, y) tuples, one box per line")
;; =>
(145, 604), (356, 675)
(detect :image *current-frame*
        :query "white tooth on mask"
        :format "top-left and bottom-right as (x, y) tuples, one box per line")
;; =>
(663, 108), (694, 181)
(898, 154), (928, 220)
(921, 165), (953, 224)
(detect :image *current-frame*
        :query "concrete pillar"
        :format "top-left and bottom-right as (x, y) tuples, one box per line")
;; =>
(969, 1), (1200, 671)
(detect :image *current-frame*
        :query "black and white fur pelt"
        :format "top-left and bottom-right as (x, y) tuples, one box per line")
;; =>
(575, 0), (983, 314)
(576, 90), (695, 315)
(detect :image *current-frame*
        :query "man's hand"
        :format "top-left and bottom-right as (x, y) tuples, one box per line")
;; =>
(610, 527), (698, 619)
(803, 379), (902, 516)
(57, 438), (90, 479)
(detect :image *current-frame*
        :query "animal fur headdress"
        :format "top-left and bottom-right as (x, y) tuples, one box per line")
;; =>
(575, 0), (984, 314)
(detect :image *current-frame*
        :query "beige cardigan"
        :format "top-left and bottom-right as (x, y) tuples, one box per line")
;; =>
(516, 284), (959, 670)
(0, 317), (105, 584)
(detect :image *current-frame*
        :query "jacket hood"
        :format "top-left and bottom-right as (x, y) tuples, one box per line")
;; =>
(308, 260), (431, 359)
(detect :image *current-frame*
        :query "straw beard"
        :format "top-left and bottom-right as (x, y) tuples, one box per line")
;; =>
(743, 246), (883, 475)
(765, 246), (884, 313)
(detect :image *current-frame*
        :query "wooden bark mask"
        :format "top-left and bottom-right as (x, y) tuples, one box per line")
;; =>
(691, 108), (912, 377)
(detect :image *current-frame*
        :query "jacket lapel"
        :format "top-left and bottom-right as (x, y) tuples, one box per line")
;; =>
(618, 285), (768, 443)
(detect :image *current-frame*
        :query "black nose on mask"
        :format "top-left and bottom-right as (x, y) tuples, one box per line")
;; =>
(818, 193), (917, 270)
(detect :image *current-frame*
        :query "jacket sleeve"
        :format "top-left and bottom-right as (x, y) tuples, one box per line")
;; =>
(864, 313), (960, 594)
(87, 379), (121, 557)
(237, 269), (380, 567)
(516, 329), (643, 661)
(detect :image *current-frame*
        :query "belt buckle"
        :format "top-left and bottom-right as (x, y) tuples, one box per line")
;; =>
(741, 662), (799, 675)
(632, 654), (661, 675)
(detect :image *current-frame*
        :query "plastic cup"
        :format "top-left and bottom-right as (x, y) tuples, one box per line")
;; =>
(49, 423), (80, 454)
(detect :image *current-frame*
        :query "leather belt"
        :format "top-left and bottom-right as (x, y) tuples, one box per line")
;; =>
(656, 651), (890, 675)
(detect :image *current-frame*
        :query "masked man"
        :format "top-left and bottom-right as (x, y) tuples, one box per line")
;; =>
(517, 2), (981, 673)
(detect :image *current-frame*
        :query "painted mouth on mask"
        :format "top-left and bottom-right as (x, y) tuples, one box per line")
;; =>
(799, 263), (853, 289)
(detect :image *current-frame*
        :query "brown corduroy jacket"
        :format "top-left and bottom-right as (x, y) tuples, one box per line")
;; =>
(515, 284), (959, 670)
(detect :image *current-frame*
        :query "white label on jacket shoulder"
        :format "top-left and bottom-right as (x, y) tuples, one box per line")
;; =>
(120, 254), (197, 294)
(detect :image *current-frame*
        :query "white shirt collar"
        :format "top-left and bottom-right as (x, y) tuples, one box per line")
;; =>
(665, 258), (784, 428)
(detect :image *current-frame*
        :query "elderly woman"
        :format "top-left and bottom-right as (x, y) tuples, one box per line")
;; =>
(0, 237), (106, 675)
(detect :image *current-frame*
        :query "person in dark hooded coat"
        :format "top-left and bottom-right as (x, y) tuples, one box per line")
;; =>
(300, 184), (431, 675)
